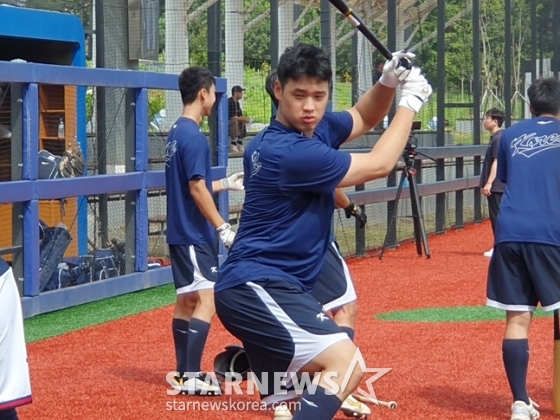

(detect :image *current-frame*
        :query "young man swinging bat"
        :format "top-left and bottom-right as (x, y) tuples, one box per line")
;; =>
(214, 43), (431, 419)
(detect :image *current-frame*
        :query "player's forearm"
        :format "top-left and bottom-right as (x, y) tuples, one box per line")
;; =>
(334, 188), (352, 209)
(190, 187), (226, 229)
(212, 180), (225, 193)
(486, 159), (498, 186)
(353, 83), (395, 133)
(338, 107), (416, 188)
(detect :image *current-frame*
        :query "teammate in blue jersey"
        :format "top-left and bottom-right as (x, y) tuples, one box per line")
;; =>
(165, 66), (244, 395)
(486, 77), (560, 420)
(248, 73), (368, 418)
(214, 44), (432, 419)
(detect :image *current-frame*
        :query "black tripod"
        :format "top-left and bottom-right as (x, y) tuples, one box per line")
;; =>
(379, 139), (431, 259)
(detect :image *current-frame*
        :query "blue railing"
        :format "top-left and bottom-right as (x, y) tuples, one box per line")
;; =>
(0, 61), (230, 317)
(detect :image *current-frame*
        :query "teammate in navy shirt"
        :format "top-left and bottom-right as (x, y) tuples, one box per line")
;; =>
(244, 120), (370, 419)
(480, 108), (506, 257)
(214, 44), (432, 419)
(165, 66), (244, 395)
(486, 77), (560, 420)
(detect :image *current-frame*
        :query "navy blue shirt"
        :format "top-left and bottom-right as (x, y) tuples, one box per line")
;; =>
(496, 116), (560, 246)
(479, 129), (506, 193)
(165, 117), (215, 245)
(216, 112), (353, 292)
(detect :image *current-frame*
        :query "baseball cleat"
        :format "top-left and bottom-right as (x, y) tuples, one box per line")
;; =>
(511, 399), (540, 420)
(340, 394), (371, 419)
(273, 402), (293, 420)
(181, 372), (222, 396)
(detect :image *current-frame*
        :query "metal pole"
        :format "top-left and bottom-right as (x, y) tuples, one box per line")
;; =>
(351, 33), (358, 105)
(504, 0), (512, 127)
(473, 0), (482, 222)
(208, 0), (221, 77)
(208, 0), (221, 167)
(435, 0), (446, 233)
(271, 0), (279, 68)
(554, 0), (560, 78)
(95, 0), (108, 248)
(385, 0), (397, 247)
(531, 0), (537, 78)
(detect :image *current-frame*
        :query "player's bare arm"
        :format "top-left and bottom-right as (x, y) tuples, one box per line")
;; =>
(189, 179), (227, 228)
(334, 188), (351, 208)
(482, 159), (498, 196)
(339, 67), (432, 187)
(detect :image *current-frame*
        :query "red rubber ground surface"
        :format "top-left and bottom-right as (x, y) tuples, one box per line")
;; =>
(19, 221), (557, 419)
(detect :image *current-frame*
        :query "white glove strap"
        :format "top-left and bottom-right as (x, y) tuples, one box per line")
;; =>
(217, 223), (231, 233)
(220, 178), (229, 190)
(398, 94), (424, 114)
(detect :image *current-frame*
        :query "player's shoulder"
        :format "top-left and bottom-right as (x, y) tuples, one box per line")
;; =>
(170, 119), (207, 144)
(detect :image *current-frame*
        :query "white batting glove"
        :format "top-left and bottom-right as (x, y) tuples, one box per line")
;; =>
(217, 223), (236, 248)
(378, 51), (416, 88)
(221, 172), (244, 191)
(398, 67), (433, 114)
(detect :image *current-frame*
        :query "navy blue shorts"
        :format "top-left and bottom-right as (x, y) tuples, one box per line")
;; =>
(487, 242), (560, 311)
(214, 279), (348, 405)
(169, 243), (218, 294)
(311, 242), (357, 311)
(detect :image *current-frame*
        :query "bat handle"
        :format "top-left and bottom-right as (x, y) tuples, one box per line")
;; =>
(399, 56), (412, 70)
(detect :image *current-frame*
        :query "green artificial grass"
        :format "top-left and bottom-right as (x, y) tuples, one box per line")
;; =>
(24, 284), (175, 343)
(376, 305), (554, 323)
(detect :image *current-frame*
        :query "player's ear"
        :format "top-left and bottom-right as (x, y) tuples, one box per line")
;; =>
(199, 88), (207, 102)
(273, 80), (282, 103)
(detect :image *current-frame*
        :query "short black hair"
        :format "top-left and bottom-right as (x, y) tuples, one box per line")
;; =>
(265, 69), (279, 108)
(484, 108), (505, 128)
(178, 66), (215, 106)
(528, 77), (560, 117)
(276, 43), (332, 88)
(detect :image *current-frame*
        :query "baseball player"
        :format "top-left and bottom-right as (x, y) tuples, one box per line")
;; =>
(165, 66), (244, 395)
(214, 43), (431, 419)
(486, 77), (560, 420)
(0, 257), (32, 420)
(259, 69), (369, 418)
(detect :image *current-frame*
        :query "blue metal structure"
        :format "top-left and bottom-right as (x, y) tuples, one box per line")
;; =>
(0, 4), (89, 253)
(0, 61), (230, 318)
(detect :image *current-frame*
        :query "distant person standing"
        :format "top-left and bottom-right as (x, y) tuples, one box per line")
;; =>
(228, 85), (251, 153)
(480, 108), (506, 257)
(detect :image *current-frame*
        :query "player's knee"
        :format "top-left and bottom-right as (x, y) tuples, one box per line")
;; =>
(176, 292), (198, 312)
(341, 301), (358, 318)
(197, 289), (216, 315)
(332, 301), (358, 325)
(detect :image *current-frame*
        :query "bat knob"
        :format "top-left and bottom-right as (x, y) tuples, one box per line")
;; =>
(389, 401), (397, 409)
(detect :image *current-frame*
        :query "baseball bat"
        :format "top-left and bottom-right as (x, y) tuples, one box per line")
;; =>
(352, 393), (398, 409)
(327, 0), (412, 69)
(554, 310), (560, 413)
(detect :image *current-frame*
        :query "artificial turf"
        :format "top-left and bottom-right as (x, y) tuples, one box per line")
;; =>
(24, 284), (175, 343)
(376, 305), (553, 323)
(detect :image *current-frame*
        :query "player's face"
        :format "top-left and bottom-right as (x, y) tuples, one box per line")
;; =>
(483, 115), (495, 131)
(201, 84), (217, 116)
(275, 76), (330, 137)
